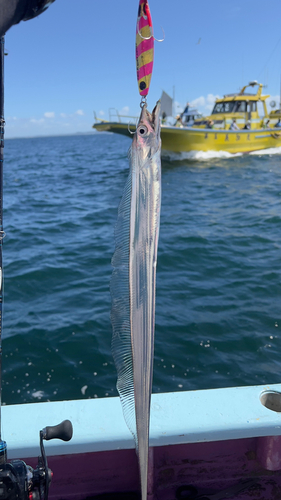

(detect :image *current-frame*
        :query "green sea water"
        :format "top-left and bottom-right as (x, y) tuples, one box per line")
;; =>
(2, 133), (281, 405)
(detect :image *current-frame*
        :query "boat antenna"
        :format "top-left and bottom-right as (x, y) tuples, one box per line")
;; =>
(0, 35), (6, 463)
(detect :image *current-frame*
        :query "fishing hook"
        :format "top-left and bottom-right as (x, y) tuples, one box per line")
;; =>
(137, 18), (165, 42)
(128, 122), (135, 135)
(137, 18), (153, 40)
(152, 26), (165, 43)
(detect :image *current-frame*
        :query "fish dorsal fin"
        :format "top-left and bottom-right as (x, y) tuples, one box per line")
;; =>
(111, 167), (138, 447)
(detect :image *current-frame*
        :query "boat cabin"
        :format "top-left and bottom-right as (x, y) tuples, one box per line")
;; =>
(180, 104), (203, 127)
(194, 81), (272, 130)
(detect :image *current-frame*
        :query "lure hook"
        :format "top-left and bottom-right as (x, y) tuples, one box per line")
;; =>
(137, 17), (153, 40)
(153, 26), (165, 43)
(137, 19), (165, 42)
(128, 122), (135, 135)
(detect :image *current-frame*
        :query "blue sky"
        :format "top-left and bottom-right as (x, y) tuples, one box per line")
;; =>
(4, 0), (281, 138)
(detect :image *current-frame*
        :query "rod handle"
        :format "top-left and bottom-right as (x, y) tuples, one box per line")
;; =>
(43, 420), (73, 442)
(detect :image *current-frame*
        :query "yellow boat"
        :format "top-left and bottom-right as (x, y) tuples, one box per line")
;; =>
(93, 82), (281, 154)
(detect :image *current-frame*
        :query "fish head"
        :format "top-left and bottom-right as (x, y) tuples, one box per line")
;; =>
(133, 100), (161, 159)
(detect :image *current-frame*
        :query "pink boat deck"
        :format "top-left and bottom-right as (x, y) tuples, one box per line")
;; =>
(24, 436), (281, 499)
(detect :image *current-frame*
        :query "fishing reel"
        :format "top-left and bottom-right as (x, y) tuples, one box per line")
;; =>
(0, 419), (73, 500)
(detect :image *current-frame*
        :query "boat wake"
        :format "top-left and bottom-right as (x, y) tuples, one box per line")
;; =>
(162, 146), (281, 161)
(162, 150), (242, 161)
(250, 146), (281, 156)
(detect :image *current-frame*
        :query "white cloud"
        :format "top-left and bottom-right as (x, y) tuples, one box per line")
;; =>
(206, 93), (220, 111)
(5, 109), (95, 138)
(207, 94), (219, 104)
(44, 112), (55, 118)
(189, 94), (221, 115)
(190, 96), (205, 109)
(99, 110), (105, 116)
(119, 106), (130, 115)
(30, 118), (45, 123)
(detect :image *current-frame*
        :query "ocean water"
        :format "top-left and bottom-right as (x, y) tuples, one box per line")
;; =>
(1, 133), (281, 406)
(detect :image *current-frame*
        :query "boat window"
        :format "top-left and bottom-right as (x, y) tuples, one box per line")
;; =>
(234, 101), (246, 112)
(212, 100), (257, 114)
(212, 102), (236, 113)
(247, 102), (257, 112)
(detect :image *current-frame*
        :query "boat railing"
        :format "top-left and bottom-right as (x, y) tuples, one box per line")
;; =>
(109, 108), (138, 124)
(93, 109), (138, 124)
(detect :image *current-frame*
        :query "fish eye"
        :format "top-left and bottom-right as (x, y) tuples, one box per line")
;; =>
(137, 124), (148, 136)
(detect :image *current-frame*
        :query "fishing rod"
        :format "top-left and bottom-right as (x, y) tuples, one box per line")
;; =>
(0, 36), (73, 500)
(0, 36), (5, 461)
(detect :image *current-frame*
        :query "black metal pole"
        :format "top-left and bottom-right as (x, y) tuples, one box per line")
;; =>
(0, 36), (6, 462)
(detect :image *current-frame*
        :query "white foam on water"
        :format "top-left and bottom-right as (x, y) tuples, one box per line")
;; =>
(162, 149), (242, 161)
(249, 146), (281, 156)
(162, 146), (281, 161)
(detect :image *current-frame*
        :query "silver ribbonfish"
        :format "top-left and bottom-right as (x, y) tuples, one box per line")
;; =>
(111, 100), (161, 500)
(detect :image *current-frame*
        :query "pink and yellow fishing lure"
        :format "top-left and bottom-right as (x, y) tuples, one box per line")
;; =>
(136, 0), (154, 97)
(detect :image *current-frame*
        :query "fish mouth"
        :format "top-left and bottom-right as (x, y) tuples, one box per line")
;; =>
(152, 100), (161, 137)
(139, 100), (161, 137)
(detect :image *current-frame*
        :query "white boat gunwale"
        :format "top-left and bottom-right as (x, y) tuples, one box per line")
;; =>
(3, 383), (281, 459)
